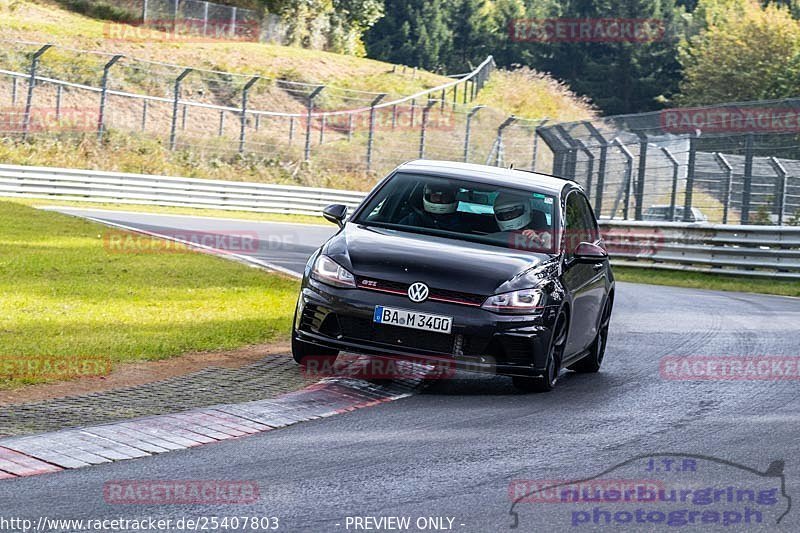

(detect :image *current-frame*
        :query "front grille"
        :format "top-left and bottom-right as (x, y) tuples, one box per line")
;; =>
(338, 315), (455, 354)
(356, 277), (486, 306)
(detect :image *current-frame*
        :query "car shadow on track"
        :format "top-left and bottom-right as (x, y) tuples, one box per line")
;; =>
(418, 369), (617, 396)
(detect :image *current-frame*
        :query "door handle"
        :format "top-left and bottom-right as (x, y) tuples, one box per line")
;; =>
(592, 263), (604, 272)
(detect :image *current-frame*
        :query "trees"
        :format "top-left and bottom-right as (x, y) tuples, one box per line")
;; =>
(677, 0), (800, 105)
(363, 0), (453, 70)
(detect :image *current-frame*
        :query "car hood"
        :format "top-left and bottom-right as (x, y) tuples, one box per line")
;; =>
(322, 223), (557, 295)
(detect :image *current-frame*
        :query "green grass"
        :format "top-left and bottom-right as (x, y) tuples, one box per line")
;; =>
(614, 266), (800, 297)
(0, 201), (300, 388)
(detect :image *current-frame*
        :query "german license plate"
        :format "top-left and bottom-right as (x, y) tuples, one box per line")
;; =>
(373, 306), (453, 334)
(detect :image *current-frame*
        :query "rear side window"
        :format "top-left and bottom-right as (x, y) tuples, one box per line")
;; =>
(564, 191), (598, 256)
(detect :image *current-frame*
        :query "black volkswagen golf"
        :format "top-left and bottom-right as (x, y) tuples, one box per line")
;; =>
(292, 160), (614, 392)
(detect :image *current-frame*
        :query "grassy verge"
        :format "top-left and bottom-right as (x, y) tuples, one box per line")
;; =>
(3, 197), (328, 225)
(0, 201), (300, 388)
(614, 266), (800, 297)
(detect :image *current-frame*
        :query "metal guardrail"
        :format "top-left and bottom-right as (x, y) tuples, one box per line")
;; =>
(0, 164), (366, 216)
(1, 164), (798, 278)
(601, 220), (800, 279)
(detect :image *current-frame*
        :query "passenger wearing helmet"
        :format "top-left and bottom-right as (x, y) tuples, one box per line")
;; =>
(399, 181), (464, 231)
(493, 192), (552, 251)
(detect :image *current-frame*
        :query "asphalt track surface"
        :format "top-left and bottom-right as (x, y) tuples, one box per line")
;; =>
(3, 208), (799, 532)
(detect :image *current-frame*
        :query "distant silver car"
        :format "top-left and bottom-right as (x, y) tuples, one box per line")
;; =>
(643, 205), (708, 223)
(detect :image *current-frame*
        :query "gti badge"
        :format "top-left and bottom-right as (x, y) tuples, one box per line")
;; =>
(407, 282), (429, 303)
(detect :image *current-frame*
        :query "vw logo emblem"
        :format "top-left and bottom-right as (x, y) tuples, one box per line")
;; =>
(407, 282), (429, 303)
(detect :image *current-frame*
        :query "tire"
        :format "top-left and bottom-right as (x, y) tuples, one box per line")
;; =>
(291, 334), (338, 365)
(513, 311), (567, 393)
(569, 297), (612, 373)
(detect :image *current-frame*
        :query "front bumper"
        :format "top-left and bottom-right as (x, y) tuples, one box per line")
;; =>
(293, 279), (558, 377)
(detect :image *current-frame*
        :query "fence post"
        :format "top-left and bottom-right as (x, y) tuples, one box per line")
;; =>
(713, 152), (733, 224)
(141, 100), (148, 131)
(419, 100), (437, 159)
(218, 110), (224, 136)
(203, 2), (209, 35)
(230, 7), (237, 38)
(304, 85), (324, 161)
(55, 85), (62, 122)
(169, 68), (192, 150)
(554, 125), (578, 181)
(583, 122), (608, 215)
(683, 132), (698, 222)
(531, 119), (548, 171)
(238, 76), (259, 153)
(366, 93), (386, 171)
(634, 133), (648, 220)
(452, 84), (457, 110)
(22, 44), (53, 140)
(768, 156), (788, 226)
(575, 139), (595, 200)
(410, 98), (416, 128)
(142, 0), (148, 22)
(463, 105), (484, 163)
(741, 133), (754, 224)
(462, 80), (468, 104)
(172, 0), (179, 32)
(494, 116), (516, 167)
(97, 54), (123, 141)
(289, 117), (295, 145)
(11, 77), (17, 106)
(612, 138), (634, 220)
(348, 114), (353, 142)
(319, 115), (325, 145)
(661, 146), (680, 222)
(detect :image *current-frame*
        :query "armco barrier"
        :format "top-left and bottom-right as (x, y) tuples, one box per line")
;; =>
(1, 164), (798, 279)
(0, 164), (366, 216)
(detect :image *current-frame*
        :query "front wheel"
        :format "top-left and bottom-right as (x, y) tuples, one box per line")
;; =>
(513, 312), (567, 393)
(569, 297), (612, 373)
(291, 334), (338, 365)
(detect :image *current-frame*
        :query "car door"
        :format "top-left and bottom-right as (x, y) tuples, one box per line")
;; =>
(561, 191), (606, 356)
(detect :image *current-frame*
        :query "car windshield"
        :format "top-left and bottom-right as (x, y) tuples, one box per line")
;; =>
(353, 172), (558, 254)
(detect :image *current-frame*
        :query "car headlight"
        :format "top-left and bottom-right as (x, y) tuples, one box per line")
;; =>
(311, 255), (356, 288)
(481, 288), (544, 314)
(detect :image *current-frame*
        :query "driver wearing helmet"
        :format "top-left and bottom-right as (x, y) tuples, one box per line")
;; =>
(399, 181), (464, 231)
(493, 192), (552, 251)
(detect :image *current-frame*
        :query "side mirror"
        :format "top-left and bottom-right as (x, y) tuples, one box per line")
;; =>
(322, 204), (348, 228)
(574, 242), (608, 262)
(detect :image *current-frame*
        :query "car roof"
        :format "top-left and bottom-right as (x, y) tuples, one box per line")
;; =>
(396, 160), (576, 195)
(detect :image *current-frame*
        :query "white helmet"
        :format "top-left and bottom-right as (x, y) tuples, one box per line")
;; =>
(494, 192), (532, 231)
(423, 183), (458, 215)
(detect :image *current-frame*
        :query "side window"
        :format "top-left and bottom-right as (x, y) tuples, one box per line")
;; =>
(577, 193), (599, 242)
(564, 192), (596, 256)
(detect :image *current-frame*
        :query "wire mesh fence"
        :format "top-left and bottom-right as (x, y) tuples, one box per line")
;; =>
(530, 103), (800, 226)
(3, 39), (799, 226)
(0, 40), (497, 177)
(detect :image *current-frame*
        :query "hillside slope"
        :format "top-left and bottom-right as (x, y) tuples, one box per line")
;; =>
(0, 0), (595, 191)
